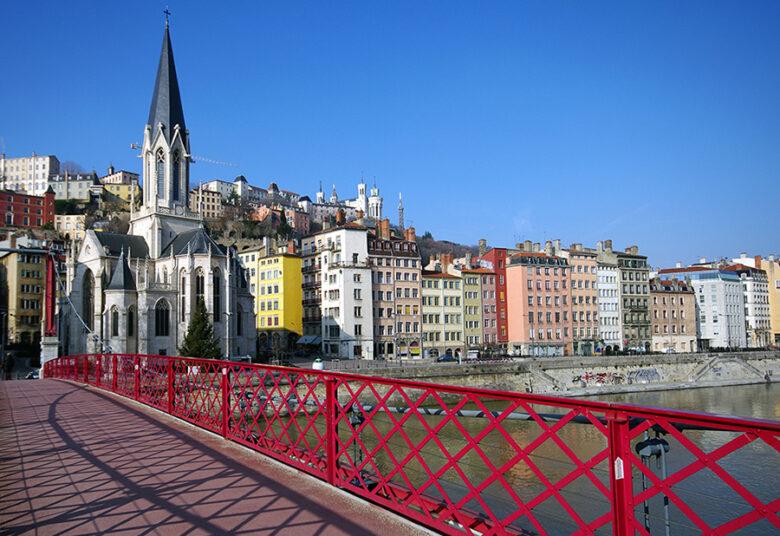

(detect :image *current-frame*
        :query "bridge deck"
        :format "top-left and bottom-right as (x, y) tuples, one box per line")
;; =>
(0, 380), (429, 536)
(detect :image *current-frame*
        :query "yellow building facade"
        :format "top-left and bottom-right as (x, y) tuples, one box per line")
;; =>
(239, 247), (302, 354)
(0, 250), (45, 347)
(103, 183), (142, 203)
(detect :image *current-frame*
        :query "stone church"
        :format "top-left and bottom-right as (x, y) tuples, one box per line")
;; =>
(60, 23), (256, 357)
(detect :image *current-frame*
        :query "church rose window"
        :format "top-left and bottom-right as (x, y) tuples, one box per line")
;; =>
(155, 300), (170, 337)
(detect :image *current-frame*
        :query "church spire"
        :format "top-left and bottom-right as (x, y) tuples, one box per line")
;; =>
(148, 21), (186, 140)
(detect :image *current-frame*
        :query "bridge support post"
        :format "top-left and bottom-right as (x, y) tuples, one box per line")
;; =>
(221, 367), (228, 438)
(134, 356), (140, 400)
(607, 410), (633, 536)
(167, 360), (174, 414)
(325, 376), (337, 486)
(112, 355), (118, 392)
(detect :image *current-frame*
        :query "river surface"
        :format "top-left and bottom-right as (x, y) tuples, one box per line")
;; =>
(588, 382), (780, 421)
(335, 382), (779, 535)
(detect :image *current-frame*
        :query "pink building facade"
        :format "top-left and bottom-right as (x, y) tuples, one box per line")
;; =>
(506, 252), (572, 357)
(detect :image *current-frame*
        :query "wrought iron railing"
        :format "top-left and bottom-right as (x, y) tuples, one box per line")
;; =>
(44, 354), (780, 535)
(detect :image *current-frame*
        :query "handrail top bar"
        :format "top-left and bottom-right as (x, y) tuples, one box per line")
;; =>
(56, 353), (780, 432)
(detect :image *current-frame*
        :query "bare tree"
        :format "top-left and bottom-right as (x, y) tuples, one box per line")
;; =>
(60, 160), (85, 173)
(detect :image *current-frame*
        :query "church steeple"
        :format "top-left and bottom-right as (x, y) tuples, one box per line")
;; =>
(148, 25), (186, 140)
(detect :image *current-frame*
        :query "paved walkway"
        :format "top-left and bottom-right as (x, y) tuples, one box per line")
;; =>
(0, 380), (430, 536)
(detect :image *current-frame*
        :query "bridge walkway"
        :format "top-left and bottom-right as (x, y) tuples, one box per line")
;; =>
(0, 380), (429, 536)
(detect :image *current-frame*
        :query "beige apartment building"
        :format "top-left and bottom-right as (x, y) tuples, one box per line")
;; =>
(561, 245), (599, 355)
(368, 223), (422, 360)
(189, 188), (224, 219)
(55, 214), (87, 241)
(422, 271), (464, 359)
(650, 278), (696, 353)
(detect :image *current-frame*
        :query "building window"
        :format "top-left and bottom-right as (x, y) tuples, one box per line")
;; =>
(128, 307), (135, 337)
(155, 300), (170, 337)
(82, 270), (94, 330)
(213, 271), (221, 319)
(111, 307), (119, 337)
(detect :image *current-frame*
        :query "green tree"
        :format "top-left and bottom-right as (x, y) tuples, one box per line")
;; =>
(276, 211), (293, 240)
(179, 299), (222, 360)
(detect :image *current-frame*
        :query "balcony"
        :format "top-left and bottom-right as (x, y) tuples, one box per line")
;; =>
(302, 297), (321, 306)
(302, 265), (321, 273)
(302, 281), (321, 289)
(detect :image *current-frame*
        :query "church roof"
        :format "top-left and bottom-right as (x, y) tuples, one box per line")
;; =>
(148, 25), (186, 139)
(107, 250), (136, 291)
(95, 232), (150, 258)
(160, 227), (226, 256)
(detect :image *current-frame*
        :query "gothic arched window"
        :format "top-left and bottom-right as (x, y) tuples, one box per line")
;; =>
(82, 270), (94, 330)
(155, 299), (170, 337)
(172, 151), (181, 201)
(195, 269), (205, 306)
(180, 270), (187, 322)
(156, 149), (165, 199)
(237, 304), (243, 336)
(128, 306), (135, 337)
(111, 307), (119, 337)
(213, 270), (221, 319)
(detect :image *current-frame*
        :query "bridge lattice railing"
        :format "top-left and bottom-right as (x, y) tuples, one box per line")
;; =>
(44, 354), (780, 536)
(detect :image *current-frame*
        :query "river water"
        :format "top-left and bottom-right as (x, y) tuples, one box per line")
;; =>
(328, 382), (779, 536)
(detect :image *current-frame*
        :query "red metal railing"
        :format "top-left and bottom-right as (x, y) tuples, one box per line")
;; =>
(44, 354), (780, 535)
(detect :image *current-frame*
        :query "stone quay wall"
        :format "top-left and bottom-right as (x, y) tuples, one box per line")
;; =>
(356, 351), (780, 397)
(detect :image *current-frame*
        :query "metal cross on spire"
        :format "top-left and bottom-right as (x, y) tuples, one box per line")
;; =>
(164, 6), (171, 27)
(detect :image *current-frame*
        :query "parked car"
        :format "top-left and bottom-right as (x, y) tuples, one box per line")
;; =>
(25, 370), (39, 380)
(662, 348), (677, 354)
(436, 355), (456, 363)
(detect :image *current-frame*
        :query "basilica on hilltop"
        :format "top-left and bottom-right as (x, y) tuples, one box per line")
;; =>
(60, 22), (256, 357)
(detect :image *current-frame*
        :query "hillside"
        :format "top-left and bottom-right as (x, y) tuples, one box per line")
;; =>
(416, 231), (479, 265)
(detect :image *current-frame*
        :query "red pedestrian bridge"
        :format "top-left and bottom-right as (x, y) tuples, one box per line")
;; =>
(9, 354), (780, 535)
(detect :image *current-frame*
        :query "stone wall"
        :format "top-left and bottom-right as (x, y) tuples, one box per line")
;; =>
(359, 351), (780, 396)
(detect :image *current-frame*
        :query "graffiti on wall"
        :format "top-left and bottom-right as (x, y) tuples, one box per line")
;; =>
(572, 368), (660, 386)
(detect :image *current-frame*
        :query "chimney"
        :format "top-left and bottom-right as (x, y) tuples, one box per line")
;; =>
(322, 215), (331, 230)
(9, 234), (16, 249)
(356, 209), (365, 226)
(740, 252), (747, 259)
(524, 240), (532, 251)
(335, 209), (346, 225)
(287, 240), (295, 254)
(769, 255), (775, 262)
(553, 239), (561, 252)
(403, 227), (416, 242)
(465, 251), (472, 267)
(515, 243), (522, 251)
(676, 261), (682, 268)
(699, 257), (706, 264)
(544, 241), (553, 255)
(605, 240), (612, 252)
(478, 238), (487, 257)
(596, 241), (603, 253)
(532, 242), (540, 253)
(755, 255), (762, 267)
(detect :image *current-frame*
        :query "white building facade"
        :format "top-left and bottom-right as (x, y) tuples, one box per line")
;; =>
(300, 224), (374, 359)
(0, 153), (60, 195)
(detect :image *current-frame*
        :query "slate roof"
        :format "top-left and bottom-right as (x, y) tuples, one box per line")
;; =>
(148, 25), (186, 139)
(160, 227), (226, 257)
(95, 232), (149, 259)
(107, 250), (136, 291)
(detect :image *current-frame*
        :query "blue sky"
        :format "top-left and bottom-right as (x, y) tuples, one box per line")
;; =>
(2, 2), (778, 268)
